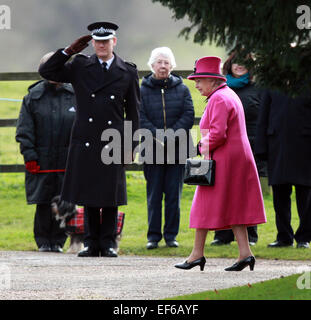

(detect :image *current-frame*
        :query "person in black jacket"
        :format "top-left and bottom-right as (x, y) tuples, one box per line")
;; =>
(211, 51), (267, 246)
(255, 90), (311, 249)
(39, 22), (140, 257)
(16, 52), (76, 252)
(140, 47), (194, 249)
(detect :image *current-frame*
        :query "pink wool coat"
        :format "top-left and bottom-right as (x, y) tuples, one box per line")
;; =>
(190, 84), (266, 230)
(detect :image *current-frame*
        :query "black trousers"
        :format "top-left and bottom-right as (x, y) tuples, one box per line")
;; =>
(214, 226), (258, 243)
(143, 164), (185, 243)
(34, 204), (67, 248)
(272, 184), (311, 243)
(84, 206), (118, 250)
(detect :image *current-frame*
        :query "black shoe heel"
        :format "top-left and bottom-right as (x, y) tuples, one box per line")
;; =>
(175, 256), (206, 271)
(200, 260), (205, 271)
(249, 258), (255, 271)
(225, 256), (255, 271)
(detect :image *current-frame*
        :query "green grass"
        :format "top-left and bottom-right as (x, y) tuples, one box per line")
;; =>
(0, 81), (33, 118)
(0, 171), (310, 262)
(168, 273), (311, 300)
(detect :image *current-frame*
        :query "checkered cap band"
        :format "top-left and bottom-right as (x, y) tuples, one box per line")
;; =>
(92, 27), (116, 35)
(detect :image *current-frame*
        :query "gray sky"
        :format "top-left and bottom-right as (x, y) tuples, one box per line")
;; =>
(0, 0), (225, 72)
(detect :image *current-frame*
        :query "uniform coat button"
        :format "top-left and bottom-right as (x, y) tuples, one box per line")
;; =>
(108, 121), (112, 125)
(89, 118), (93, 122)
(91, 93), (95, 98)
(110, 95), (115, 100)
(85, 142), (90, 147)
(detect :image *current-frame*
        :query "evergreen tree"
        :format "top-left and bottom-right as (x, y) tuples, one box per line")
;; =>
(152, 0), (311, 96)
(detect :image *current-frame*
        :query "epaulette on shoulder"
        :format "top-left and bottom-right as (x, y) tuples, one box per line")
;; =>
(125, 61), (137, 69)
(76, 53), (90, 59)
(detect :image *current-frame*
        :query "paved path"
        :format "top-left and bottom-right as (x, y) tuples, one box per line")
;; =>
(0, 251), (309, 300)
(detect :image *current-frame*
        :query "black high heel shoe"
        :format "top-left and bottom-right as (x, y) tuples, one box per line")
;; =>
(175, 256), (206, 271)
(225, 256), (255, 271)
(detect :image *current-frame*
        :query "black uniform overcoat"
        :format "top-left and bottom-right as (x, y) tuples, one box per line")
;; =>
(39, 49), (140, 207)
(255, 89), (311, 186)
(15, 80), (76, 204)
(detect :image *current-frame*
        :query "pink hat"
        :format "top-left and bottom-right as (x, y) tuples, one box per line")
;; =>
(187, 56), (226, 81)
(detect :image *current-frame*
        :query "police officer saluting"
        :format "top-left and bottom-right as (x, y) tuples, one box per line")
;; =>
(39, 22), (140, 257)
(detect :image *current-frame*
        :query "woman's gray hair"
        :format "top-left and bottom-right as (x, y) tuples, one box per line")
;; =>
(147, 47), (177, 72)
(212, 78), (226, 86)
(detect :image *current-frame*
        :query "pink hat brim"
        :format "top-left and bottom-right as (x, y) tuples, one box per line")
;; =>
(187, 74), (226, 81)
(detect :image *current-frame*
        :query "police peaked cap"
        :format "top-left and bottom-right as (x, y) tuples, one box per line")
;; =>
(87, 22), (119, 40)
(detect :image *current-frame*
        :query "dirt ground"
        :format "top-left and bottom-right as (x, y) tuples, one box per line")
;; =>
(0, 251), (309, 300)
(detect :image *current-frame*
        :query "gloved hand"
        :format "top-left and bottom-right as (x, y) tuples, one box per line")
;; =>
(25, 161), (40, 174)
(64, 35), (93, 56)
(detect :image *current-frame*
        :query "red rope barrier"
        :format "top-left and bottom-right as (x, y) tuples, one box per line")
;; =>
(37, 169), (65, 173)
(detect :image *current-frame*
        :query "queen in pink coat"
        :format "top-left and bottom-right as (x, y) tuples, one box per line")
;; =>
(175, 56), (266, 272)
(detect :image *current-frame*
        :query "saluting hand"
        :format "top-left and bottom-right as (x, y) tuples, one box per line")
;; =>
(64, 35), (93, 56)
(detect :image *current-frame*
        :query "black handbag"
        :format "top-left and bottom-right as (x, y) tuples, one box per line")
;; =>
(184, 157), (216, 186)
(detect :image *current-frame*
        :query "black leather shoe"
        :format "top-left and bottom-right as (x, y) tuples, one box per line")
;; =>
(78, 247), (100, 257)
(38, 244), (51, 252)
(297, 242), (310, 248)
(175, 256), (206, 271)
(211, 239), (231, 246)
(146, 241), (158, 250)
(225, 256), (255, 271)
(51, 244), (63, 253)
(101, 248), (118, 257)
(166, 240), (179, 248)
(267, 240), (293, 248)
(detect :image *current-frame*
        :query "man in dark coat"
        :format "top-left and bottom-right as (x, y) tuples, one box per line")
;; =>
(255, 90), (311, 248)
(39, 22), (140, 257)
(16, 52), (76, 252)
